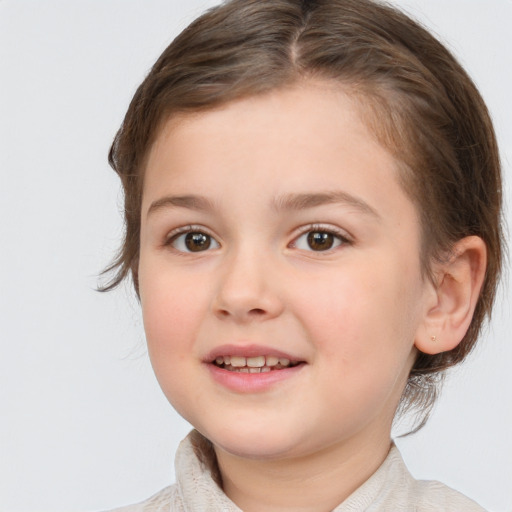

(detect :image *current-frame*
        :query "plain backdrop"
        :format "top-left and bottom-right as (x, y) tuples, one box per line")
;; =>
(0, 1), (511, 511)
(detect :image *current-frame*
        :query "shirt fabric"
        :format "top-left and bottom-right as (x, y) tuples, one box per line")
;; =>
(105, 432), (486, 512)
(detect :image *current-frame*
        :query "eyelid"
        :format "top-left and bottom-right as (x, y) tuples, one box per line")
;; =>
(164, 224), (213, 241)
(289, 223), (352, 250)
(163, 224), (221, 251)
(161, 223), (351, 252)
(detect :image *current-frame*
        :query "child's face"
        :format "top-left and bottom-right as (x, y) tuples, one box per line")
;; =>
(138, 83), (435, 460)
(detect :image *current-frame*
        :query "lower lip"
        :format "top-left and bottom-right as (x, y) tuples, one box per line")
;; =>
(206, 363), (305, 393)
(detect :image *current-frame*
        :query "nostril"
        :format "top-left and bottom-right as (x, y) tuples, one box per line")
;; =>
(216, 307), (267, 319)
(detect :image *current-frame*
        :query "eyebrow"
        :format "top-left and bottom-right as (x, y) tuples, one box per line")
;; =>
(146, 190), (380, 219)
(272, 191), (380, 218)
(147, 195), (215, 216)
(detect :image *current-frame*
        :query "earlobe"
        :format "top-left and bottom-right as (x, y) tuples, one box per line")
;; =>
(415, 236), (487, 355)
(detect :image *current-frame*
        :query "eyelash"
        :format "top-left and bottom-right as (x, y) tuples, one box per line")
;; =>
(164, 225), (220, 254)
(163, 224), (351, 254)
(290, 224), (351, 252)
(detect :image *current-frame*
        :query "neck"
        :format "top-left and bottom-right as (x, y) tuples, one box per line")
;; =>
(214, 433), (392, 512)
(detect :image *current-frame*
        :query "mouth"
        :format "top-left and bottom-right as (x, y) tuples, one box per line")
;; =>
(206, 346), (305, 392)
(212, 355), (302, 373)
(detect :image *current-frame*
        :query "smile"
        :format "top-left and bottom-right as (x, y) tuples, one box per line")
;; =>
(213, 355), (301, 373)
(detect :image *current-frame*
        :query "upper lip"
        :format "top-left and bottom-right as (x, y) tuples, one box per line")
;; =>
(204, 344), (303, 364)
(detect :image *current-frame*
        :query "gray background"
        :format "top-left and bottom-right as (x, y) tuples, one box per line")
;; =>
(1, 1), (510, 511)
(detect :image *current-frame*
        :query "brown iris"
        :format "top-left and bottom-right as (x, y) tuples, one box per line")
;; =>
(185, 232), (212, 252)
(307, 231), (335, 251)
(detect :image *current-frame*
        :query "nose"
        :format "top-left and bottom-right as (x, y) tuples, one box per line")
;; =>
(212, 247), (284, 323)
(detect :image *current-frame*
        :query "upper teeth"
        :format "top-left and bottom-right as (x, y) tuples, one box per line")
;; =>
(214, 355), (291, 368)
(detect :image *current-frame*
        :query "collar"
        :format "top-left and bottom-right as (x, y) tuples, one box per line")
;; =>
(175, 432), (411, 512)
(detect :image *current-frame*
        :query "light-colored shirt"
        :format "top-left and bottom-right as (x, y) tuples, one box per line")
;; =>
(105, 433), (486, 511)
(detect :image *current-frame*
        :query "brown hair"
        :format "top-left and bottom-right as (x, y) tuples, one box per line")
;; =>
(102, 0), (503, 425)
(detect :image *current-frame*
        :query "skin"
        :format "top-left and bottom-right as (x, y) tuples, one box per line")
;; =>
(137, 82), (486, 512)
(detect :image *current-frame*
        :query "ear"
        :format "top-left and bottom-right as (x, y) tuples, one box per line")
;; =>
(414, 236), (487, 355)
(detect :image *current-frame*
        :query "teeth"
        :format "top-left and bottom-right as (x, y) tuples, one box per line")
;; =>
(213, 354), (298, 372)
(230, 356), (246, 367)
(247, 356), (265, 368)
(266, 356), (279, 366)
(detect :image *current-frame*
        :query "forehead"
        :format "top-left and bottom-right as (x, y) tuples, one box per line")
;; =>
(142, 83), (419, 230)
(146, 84), (384, 179)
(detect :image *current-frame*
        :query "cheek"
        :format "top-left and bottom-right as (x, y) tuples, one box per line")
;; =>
(292, 268), (419, 429)
(294, 266), (385, 339)
(139, 273), (211, 415)
(294, 259), (422, 371)
(140, 266), (208, 363)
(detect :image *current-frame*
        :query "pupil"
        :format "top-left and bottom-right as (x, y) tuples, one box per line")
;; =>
(185, 232), (211, 252)
(307, 231), (333, 251)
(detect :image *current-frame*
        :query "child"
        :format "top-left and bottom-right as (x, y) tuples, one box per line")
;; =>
(102, 0), (503, 510)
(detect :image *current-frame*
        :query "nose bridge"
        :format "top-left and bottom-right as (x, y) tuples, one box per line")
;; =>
(213, 239), (283, 321)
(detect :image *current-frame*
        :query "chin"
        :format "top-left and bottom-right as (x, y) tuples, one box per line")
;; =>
(200, 422), (309, 461)
(216, 438), (297, 460)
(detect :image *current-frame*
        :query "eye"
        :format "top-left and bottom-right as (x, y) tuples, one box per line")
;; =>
(168, 230), (220, 253)
(293, 228), (347, 252)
